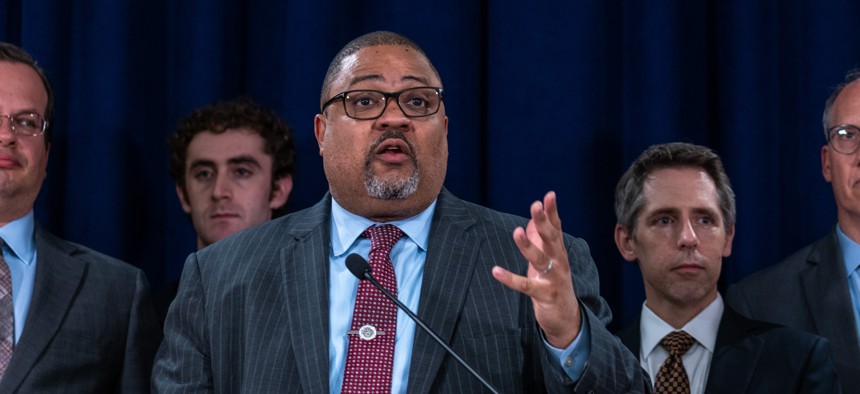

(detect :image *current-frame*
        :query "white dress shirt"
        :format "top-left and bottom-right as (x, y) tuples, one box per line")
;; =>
(639, 294), (724, 394)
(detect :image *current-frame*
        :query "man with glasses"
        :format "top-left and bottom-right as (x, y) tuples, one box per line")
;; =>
(727, 70), (860, 394)
(154, 31), (647, 393)
(0, 42), (161, 392)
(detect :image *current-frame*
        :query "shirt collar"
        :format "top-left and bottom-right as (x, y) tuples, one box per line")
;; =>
(0, 211), (36, 265)
(836, 223), (860, 277)
(330, 197), (437, 257)
(640, 293), (724, 356)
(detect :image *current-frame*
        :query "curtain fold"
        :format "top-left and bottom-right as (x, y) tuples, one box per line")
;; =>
(2, 0), (855, 328)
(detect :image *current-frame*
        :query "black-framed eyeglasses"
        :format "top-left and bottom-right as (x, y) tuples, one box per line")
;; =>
(0, 112), (48, 137)
(828, 124), (860, 154)
(321, 87), (444, 120)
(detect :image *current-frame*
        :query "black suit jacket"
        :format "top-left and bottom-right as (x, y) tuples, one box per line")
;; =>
(0, 227), (162, 393)
(153, 189), (648, 393)
(726, 230), (859, 394)
(617, 304), (840, 393)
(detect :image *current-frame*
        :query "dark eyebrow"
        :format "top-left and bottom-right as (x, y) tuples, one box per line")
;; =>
(10, 109), (44, 117)
(347, 74), (432, 89)
(647, 207), (678, 218)
(692, 207), (721, 220)
(188, 155), (262, 171)
(188, 159), (215, 170)
(227, 156), (263, 168)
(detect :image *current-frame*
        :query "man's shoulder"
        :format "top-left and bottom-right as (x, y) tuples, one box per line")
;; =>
(451, 197), (528, 228)
(37, 227), (141, 277)
(733, 234), (834, 288)
(196, 198), (328, 263)
(437, 192), (587, 254)
(720, 306), (830, 354)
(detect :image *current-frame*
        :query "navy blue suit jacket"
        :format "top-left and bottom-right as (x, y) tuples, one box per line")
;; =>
(617, 304), (840, 393)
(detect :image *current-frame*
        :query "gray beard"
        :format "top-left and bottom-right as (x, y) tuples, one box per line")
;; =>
(364, 166), (419, 200)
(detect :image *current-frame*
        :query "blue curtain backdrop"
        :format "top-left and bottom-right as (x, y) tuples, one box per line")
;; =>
(1, 0), (857, 329)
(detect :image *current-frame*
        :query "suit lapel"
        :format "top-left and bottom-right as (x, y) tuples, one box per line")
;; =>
(705, 306), (764, 393)
(616, 319), (642, 357)
(407, 189), (479, 394)
(801, 233), (860, 362)
(280, 196), (332, 392)
(1, 228), (85, 393)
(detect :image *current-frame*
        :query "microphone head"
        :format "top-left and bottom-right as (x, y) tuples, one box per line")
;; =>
(346, 253), (372, 280)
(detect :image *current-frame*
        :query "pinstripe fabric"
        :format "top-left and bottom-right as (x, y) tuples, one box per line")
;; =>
(153, 189), (649, 393)
(0, 227), (162, 393)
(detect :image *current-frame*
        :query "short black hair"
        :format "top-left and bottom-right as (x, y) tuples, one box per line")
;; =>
(319, 31), (441, 110)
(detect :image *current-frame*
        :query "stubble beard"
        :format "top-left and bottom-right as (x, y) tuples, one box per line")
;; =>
(365, 163), (419, 200)
(364, 130), (420, 200)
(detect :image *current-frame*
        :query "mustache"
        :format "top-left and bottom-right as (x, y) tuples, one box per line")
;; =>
(367, 130), (417, 160)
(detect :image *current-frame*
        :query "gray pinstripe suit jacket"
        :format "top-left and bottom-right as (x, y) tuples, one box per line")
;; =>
(153, 189), (647, 393)
(0, 227), (162, 393)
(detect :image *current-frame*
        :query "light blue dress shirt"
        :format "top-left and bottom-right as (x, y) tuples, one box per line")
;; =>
(0, 211), (37, 344)
(327, 198), (589, 393)
(836, 224), (860, 344)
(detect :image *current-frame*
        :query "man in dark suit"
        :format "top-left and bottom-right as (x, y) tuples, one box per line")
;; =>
(154, 97), (296, 321)
(726, 70), (860, 394)
(153, 31), (647, 393)
(0, 43), (161, 391)
(614, 142), (839, 393)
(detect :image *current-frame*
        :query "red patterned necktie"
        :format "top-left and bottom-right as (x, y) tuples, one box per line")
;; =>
(0, 240), (13, 379)
(342, 225), (404, 394)
(654, 330), (695, 394)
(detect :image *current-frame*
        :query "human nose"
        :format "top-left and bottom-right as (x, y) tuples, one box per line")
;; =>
(375, 97), (410, 128)
(211, 172), (232, 200)
(677, 219), (698, 249)
(0, 115), (17, 145)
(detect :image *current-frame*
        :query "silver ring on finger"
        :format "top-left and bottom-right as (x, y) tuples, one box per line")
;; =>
(542, 259), (554, 275)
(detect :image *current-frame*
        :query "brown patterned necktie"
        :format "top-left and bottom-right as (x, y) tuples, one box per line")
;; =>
(0, 240), (13, 379)
(341, 225), (403, 394)
(654, 330), (695, 394)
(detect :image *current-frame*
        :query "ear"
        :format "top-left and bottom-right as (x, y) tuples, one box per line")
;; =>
(722, 223), (735, 257)
(41, 143), (50, 180)
(822, 145), (833, 182)
(269, 175), (293, 210)
(314, 114), (327, 156)
(175, 184), (192, 214)
(614, 224), (638, 262)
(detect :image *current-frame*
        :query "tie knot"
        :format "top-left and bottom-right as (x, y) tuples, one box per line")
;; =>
(362, 225), (404, 254)
(660, 331), (695, 356)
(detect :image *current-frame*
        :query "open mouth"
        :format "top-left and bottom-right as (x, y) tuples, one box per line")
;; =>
(374, 138), (413, 163)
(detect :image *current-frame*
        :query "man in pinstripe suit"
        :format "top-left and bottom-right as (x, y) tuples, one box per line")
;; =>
(153, 31), (647, 393)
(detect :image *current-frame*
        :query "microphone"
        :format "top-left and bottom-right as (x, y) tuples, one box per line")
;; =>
(345, 253), (501, 394)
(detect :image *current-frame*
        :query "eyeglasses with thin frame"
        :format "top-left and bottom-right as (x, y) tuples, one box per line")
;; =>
(827, 124), (860, 154)
(321, 87), (444, 120)
(0, 112), (49, 136)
